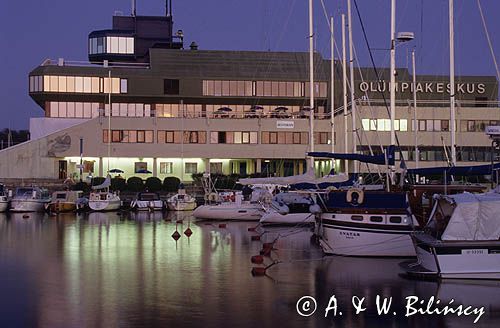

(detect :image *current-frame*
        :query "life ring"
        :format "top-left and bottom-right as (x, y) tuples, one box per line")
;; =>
(346, 188), (364, 205)
(206, 192), (219, 202)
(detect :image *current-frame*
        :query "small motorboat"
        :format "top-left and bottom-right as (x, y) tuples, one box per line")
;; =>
(10, 186), (51, 212)
(193, 188), (272, 220)
(167, 184), (196, 211)
(46, 190), (86, 213)
(0, 184), (10, 212)
(260, 191), (317, 225)
(405, 190), (500, 280)
(131, 192), (164, 211)
(88, 175), (121, 212)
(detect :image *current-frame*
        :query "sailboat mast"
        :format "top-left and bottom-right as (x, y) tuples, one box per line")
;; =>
(389, 0), (396, 177)
(342, 14), (348, 174)
(108, 70), (111, 174)
(308, 0), (315, 170)
(412, 49), (419, 169)
(449, 0), (457, 165)
(330, 16), (335, 160)
(347, 0), (356, 174)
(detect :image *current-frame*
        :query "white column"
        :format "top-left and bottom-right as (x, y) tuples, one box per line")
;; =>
(98, 157), (103, 177)
(153, 157), (158, 177)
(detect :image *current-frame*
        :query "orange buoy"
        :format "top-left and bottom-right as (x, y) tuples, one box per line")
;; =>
(184, 227), (193, 237)
(171, 230), (181, 241)
(218, 223), (226, 228)
(251, 267), (267, 276)
(251, 255), (264, 264)
(251, 235), (261, 241)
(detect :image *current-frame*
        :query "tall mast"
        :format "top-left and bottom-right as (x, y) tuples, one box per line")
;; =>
(108, 70), (111, 174)
(342, 14), (348, 174)
(390, 0), (396, 176)
(330, 16), (335, 162)
(449, 0), (456, 165)
(308, 0), (315, 170)
(412, 49), (419, 169)
(347, 0), (357, 174)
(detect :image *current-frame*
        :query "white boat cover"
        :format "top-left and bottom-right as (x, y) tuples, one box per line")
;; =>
(92, 175), (111, 190)
(440, 191), (500, 241)
(238, 171), (349, 186)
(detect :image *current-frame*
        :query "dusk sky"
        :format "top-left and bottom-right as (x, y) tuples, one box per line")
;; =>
(1, 0), (499, 129)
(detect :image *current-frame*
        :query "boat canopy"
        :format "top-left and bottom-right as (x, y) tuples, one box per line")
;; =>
(237, 171), (350, 186)
(308, 145), (395, 166)
(432, 190), (500, 241)
(92, 175), (111, 190)
(408, 163), (500, 176)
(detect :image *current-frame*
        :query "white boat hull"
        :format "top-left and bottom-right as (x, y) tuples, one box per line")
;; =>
(413, 235), (500, 280)
(167, 200), (196, 211)
(0, 199), (8, 212)
(88, 199), (121, 211)
(133, 200), (164, 211)
(10, 199), (49, 212)
(319, 214), (416, 257)
(260, 210), (315, 225)
(193, 203), (263, 220)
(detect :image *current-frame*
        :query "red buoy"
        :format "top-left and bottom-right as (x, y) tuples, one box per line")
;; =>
(251, 235), (261, 241)
(184, 227), (193, 237)
(251, 255), (264, 264)
(171, 230), (181, 241)
(262, 242), (274, 250)
(260, 248), (271, 256)
(251, 267), (267, 276)
(218, 223), (226, 228)
(248, 227), (256, 232)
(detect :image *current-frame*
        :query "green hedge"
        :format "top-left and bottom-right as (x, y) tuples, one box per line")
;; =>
(145, 177), (162, 192)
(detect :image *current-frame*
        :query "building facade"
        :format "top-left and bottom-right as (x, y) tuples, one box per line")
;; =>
(0, 8), (498, 181)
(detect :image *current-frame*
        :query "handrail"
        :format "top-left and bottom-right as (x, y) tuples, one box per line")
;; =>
(40, 58), (150, 69)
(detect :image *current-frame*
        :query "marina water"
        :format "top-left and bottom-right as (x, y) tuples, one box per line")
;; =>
(0, 212), (498, 327)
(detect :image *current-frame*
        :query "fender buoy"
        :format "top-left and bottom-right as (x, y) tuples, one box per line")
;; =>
(346, 188), (364, 205)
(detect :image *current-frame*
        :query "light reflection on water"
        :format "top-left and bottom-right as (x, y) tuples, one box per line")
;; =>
(0, 212), (498, 328)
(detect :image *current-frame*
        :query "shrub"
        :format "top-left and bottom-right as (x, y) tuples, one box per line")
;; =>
(163, 176), (181, 192)
(90, 177), (106, 187)
(111, 177), (127, 191)
(72, 181), (90, 192)
(127, 176), (144, 192)
(145, 177), (162, 192)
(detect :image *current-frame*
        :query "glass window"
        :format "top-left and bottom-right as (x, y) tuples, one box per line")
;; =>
(467, 120), (476, 132)
(118, 37), (127, 53)
(97, 37), (104, 53)
(234, 131), (242, 144)
(120, 79), (128, 93)
(389, 216), (402, 224)
(370, 216), (383, 223)
(261, 131), (269, 144)
(29, 76), (35, 92)
(112, 78), (120, 94)
(256, 81), (264, 96)
(126, 37), (134, 54)
(83, 77), (91, 93)
(222, 81), (230, 96)
(250, 132), (258, 144)
(58, 102), (67, 117)
(83, 103), (92, 118)
(66, 76), (75, 92)
(264, 81), (272, 96)
(185, 163), (198, 174)
(210, 162), (223, 174)
(110, 37), (119, 53)
(67, 102), (75, 118)
(362, 119), (370, 131)
(293, 132), (301, 144)
(91, 77), (99, 93)
(210, 131), (218, 144)
(112, 130), (122, 142)
(50, 102), (58, 117)
(419, 120), (426, 132)
(351, 215), (364, 221)
(119, 103), (127, 116)
(137, 130), (145, 143)
(269, 132), (278, 144)
(160, 162), (173, 174)
(49, 76), (58, 92)
(242, 132), (250, 144)
(400, 119), (408, 132)
(271, 81), (279, 96)
(145, 131), (153, 143)
(75, 77), (83, 93)
(75, 102), (83, 117)
(441, 120), (449, 132)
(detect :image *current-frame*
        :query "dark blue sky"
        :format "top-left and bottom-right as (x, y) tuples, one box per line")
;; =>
(0, 0), (498, 129)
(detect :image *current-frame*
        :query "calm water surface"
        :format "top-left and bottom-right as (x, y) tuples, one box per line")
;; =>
(0, 211), (499, 328)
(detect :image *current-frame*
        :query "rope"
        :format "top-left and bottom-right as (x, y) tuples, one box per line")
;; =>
(477, 0), (500, 81)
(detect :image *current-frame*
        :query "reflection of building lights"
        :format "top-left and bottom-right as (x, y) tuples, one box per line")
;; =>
(264, 160), (270, 163)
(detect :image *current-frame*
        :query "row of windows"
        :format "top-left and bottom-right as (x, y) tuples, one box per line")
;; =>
(161, 162), (223, 174)
(351, 215), (403, 224)
(261, 132), (331, 145)
(101, 130), (332, 145)
(102, 130), (154, 143)
(362, 147), (495, 162)
(47, 102), (150, 118)
(89, 36), (134, 55)
(29, 75), (127, 94)
(362, 119), (409, 132)
(202, 80), (328, 98)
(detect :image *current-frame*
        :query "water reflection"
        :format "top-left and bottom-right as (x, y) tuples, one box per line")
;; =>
(0, 212), (498, 327)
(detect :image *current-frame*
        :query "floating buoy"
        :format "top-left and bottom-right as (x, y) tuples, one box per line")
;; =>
(218, 223), (226, 228)
(251, 255), (264, 264)
(171, 230), (181, 241)
(251, 235), (261, 241)
(184, 227), (193, 237)
(251, 267), (267, 276)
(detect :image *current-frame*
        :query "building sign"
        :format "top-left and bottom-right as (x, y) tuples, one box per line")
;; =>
(277, 121), (294, 129)
(358, 81), (486, 95)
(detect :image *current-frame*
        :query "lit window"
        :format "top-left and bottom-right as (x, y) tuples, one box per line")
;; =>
(120, 79), (128, 93)
(362, 119), (370, 131)
(185, 163), (198, 174)
(160, 162), (173, 174)
(400, 119), (408, 132)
